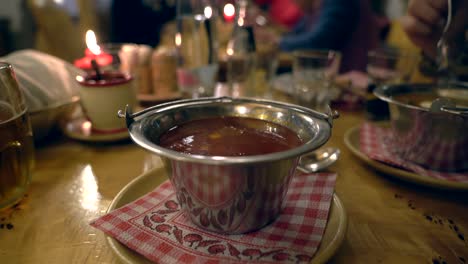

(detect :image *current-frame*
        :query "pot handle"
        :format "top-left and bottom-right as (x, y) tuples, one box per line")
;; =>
(117, 97), (236, 128)
(440, 106), (468, 116)
(430, 98), (468, 116)
(326, 107), (340, 127)
(117, 104), (134, 128)
(117, 97), (341, 128)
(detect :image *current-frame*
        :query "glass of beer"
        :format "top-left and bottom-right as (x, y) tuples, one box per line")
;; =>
(0, 62), (34, 210)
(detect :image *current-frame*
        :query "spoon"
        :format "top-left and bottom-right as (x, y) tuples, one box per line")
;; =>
(436, 0), (452, 73)
(297, 147), (340, 173)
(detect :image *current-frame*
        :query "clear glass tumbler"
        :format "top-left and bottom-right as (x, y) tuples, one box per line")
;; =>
(293, 50), (341, 113)
(255, 40), (279, 99)
(0, 62), (34, 210)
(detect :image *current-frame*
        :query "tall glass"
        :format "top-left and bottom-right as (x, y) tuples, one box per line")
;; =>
(175, 0), (219, 98)
(224, 0), (257, 98)
(0, 62), (34, 210)
(256, 42), (279, 99)
(293, 50), (341, 113)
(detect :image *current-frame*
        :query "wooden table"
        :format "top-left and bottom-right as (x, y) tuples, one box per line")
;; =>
(1, 110), (467, 264)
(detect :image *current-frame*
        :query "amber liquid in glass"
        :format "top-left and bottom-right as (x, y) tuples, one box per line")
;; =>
(0, 103), (34, 209)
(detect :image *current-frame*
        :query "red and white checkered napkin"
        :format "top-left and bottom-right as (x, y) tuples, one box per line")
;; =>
(360, 123), (468, 182)
(90, 172), (337, 264)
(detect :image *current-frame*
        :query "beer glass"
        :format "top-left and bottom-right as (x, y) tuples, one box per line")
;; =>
(0, 62), (34, 210)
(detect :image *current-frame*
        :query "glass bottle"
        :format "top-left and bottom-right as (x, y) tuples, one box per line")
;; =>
(175, 0), (219, 98)
(226, 0), (257, 98)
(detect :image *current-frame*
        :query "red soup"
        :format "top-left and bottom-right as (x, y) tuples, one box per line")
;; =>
(158, 116), (303, 156)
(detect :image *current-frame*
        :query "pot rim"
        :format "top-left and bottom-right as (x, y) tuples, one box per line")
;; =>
(373, 82), (468, 114)
(124, 97), (335, 165)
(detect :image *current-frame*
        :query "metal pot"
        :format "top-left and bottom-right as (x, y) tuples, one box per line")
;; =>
(121, 97), (336, 234)
(374, 83), (468, 172)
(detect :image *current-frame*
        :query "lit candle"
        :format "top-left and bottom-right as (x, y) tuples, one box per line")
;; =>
(74, 30), (113, 70)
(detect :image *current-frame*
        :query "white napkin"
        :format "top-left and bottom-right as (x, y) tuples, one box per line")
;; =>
(1, 49), (84, 112)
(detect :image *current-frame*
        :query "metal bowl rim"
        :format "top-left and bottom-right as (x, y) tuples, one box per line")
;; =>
(127, 97), (333, 165)
(373, 82), (468, 113)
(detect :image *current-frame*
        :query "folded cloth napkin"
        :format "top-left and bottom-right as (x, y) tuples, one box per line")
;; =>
(1, 49), (84, 112)
(360, 123), (468, 182)
(91, 172), (337, 263)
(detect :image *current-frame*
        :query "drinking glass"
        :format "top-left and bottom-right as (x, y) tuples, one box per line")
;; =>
(256, 42), (279, 99)
(293, 50), (341, 112)
(0, 62), (34, 210)
(222, 0), (257, 98)
(367, 47), (419, 86)
(175, 0), (219, 98)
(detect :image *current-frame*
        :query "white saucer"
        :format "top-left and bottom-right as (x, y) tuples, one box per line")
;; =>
(62, 117), (130, 143)
(105, 167), (348, 264)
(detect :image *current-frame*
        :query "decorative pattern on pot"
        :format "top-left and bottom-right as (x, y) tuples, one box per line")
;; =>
(389, 105), (468, 171)
(167, 159), (299, 234)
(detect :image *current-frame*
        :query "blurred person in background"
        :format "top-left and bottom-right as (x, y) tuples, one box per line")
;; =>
(401, 0), (466, 58)
(254, 0), (303, 29)
(259, 0), (385, 73)
(110, 0), (176, 47)
(402, 0), (468, 79)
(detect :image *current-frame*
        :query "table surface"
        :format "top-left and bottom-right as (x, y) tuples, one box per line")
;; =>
(1, 109), (467, 264)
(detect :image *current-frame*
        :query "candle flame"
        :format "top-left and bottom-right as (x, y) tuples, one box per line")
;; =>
(85, 30), (101, 55)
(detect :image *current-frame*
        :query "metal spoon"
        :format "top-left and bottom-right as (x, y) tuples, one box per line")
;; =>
(297, 147), (340, 173)
(436, 0), (452, 72)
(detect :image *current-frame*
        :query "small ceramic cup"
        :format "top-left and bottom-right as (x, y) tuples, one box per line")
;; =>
(76, 72), (136, 132)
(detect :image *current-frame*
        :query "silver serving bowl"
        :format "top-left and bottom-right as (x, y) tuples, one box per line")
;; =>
(122, 97), (335, 234)
(374, 83), (468, 172)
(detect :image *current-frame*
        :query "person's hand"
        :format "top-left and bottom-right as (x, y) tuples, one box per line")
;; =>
(401, 0), (447, 58)
(254, 27), (280, 47)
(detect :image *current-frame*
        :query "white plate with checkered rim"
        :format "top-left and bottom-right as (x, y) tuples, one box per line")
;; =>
(105, 166), (348, 264)
(344, 125), (468, 191)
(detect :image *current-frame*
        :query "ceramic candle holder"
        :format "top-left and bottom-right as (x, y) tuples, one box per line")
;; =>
(76, 72), (136, 132)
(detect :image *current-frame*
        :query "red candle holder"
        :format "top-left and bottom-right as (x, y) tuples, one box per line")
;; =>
(223, 3), (235, 23)
(74, 49), (113, 70)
